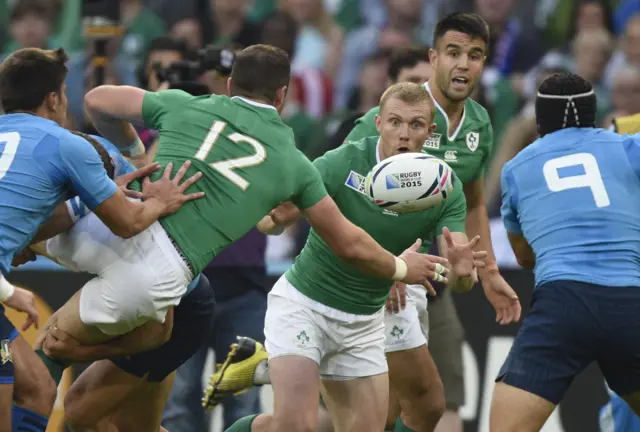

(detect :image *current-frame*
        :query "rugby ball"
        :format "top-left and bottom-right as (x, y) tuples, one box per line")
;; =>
(365, 153), (455, 213)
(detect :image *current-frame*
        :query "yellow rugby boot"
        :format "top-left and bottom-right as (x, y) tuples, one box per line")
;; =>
(202, 336), (268, 410)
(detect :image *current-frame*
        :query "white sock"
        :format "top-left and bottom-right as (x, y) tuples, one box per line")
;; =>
(253, 360), (270, 385)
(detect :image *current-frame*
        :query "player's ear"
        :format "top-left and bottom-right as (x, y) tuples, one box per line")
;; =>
(274, 86), (288, 112)
(428, 123), (437, 134)
(428, 48), (438, 68)
(45, 91), (59, 112)
(374, 114), (382, 134)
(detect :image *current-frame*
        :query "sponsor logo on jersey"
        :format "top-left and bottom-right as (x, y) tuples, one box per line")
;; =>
(386, 172), (422, 190)
(423, 133), (441, 150)
(1, 339), (11, 365)
(444, 150), (457, 162)
(466, 132), (479, 152)
(344, 171), (367, 195)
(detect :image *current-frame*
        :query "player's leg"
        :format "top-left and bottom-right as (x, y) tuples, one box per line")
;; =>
(385, 284), (444, 432)
(426, 289), (465, 432)
(0, 310), (15, 432)
(489, 281), (595, 432)
(0, 383), (11, 432)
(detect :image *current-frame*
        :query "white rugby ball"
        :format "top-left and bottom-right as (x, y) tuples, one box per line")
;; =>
(365, 153), (455, 213)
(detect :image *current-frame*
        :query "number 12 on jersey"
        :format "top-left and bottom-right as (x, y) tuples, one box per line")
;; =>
(543, 152), (610, 208)
(195, 120), (267, 191)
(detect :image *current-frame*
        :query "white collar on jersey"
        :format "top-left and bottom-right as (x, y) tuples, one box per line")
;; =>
(375, 138), (382, 164)
(424, 81), (466, 142)
(231, 96), (277, 112)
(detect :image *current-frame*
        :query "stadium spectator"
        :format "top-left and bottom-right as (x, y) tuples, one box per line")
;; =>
(2, 0), (55, 56)
(170, 18), (203, 51)
(201, 0), (261, 49)
(604, 12), (640, 88)
(118, 0), (167, 64)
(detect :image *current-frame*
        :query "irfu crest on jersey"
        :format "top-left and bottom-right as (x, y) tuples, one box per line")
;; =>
(423, 133), (441, 150)
(466, 132), (479, 152)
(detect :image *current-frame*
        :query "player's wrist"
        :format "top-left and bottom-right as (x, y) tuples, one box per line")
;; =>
(392, 256), (408, 281)
(120, 137), (146, 158)
(480, 259), (500, 280)
(0, 277), (16, 302)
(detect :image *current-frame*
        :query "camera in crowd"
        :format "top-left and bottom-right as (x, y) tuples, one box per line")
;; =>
(153, 45), (237, 96)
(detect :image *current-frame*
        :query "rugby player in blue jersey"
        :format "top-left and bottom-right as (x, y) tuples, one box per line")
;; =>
(0, 47), (200, 432)
(491, 72), (640, 431)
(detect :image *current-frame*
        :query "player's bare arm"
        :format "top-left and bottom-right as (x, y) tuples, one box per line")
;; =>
(94, 161), (204, 239)
(303, 196), (449, 288)
(30, 203), (74, 244)
(257, 201), (302, 235)
(506, 232), (535, 270)
(437, 227), (488, 293)
(464, 177), (522, 324)
(41, 308), (175, 362)
(84, 85), (148, 164)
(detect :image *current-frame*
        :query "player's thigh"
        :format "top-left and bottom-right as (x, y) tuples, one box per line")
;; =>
(426, 289), (465, 410)
(52, 289), (115, 345)
(595, 285), (640, 405)
(387, 345), (445, 427)
(269, 355), (322, 432)
(0, 383), (12, 432)
(110, 373), (176, 432)
(493, 281), (598, 428)
(64, 359), (145, 428)
(321, 373), (389, 432)
(11, 334), (57, 415)
(490, 381), (555, 432)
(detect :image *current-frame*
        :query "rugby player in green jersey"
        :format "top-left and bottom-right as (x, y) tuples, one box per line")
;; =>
(33, 46), (446, 431)
(205, 83), (488, 432)
(346, 13), (522, 432)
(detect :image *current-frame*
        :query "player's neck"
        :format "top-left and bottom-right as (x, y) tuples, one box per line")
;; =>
(427, 81), (466, 134)
(11, 108), (54, 122)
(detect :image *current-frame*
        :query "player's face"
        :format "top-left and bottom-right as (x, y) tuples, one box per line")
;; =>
(375, 98), (436, 159)
(394, 61), (432, 86)
(430, 31), (486, 102)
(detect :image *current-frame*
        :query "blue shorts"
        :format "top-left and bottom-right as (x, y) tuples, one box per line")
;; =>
(110, 274), (215, 382)
(497, 280), (640, 404)
(0, 305), (19, 385)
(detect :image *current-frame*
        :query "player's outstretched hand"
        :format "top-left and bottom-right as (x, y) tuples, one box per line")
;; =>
(442, 227), (488, 280)
(115, 162), (162, 198)
(4, 287), (38, 331)
(399, 239), (449, 295)
(483, 275), (521, 326)
(142, 161), (205, 215)
(386, 282), (406, 313)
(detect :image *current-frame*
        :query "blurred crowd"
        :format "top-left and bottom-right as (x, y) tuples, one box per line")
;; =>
(3, 0), (640, 429)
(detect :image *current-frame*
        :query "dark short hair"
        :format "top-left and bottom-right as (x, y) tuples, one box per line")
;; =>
(230, 44), (290, 103)
(70, 131), (115, 180)
(535, 72), (597, 137)
(387, 46), (430, 81)
(433, 13), (490, 50)
(10, 0), (52, 22)
(0, 48), (68, 114)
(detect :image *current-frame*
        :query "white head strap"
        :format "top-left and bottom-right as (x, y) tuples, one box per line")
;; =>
(536, 90), (595, 128)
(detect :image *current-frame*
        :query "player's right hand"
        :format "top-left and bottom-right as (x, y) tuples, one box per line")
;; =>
(4, 287), (39, 331)
(115, 162), (163, 199)
(399, 239), (449, 295)
(142, 161), (205, 215)
(386, 282), (406, 313)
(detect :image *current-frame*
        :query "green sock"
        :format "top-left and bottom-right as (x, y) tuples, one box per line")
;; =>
(35, 349), (67, 386)
(225, 414), (259, 432)
(394, 417), (416, 432)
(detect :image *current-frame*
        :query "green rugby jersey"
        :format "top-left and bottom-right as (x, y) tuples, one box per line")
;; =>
(137, 90), (328, 274)
(286, 136), (467, 315)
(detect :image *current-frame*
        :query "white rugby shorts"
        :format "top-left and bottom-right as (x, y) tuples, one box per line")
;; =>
(384, 283), (429, 353)
(264, 275), (387, 379)
(46, 213), (192, 336)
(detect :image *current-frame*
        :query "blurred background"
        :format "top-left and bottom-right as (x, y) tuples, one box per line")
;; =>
(3, 0), (639, 431)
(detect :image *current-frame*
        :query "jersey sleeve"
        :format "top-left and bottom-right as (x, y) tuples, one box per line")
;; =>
(500, 165), (522, 234)
(291, 152), (329, 210)
(58, 134), (118, 210)
(435, 175), (467, 235)
(344, 107), (379, 143)
(141, 89), (193, 130)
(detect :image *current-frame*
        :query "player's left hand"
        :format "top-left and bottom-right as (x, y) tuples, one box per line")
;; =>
(42, 326), (86, 361)
(443, 227), (488, 279)
(482, 273), (521, 325)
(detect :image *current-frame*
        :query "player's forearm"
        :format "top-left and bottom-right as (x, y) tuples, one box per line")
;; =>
(30, 203), (75, 244)
(337, 227), (398, 279)
(68, 311), (173, 361)
(465, 203), (498, 281)
(114, 198), (166, 238)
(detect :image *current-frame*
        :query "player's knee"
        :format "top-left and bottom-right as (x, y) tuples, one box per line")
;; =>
(13, 368), (56, 416)
(404, 375), (445, 427)
(63, 383), (93, 428)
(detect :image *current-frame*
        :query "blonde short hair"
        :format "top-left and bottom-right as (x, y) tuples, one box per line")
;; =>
(379, 82), (435, 122)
